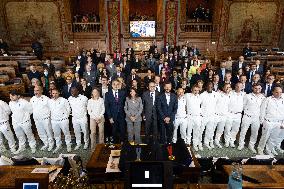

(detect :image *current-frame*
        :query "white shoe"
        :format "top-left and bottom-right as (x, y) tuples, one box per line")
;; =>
(31, 148), (36, 154)
(67, 145), (72, 152)
(230, 141), (235, 148)
(271, 148), (278, 156)
(248, 145), (257, 153)
(83, 143), (88, 150)
(257, 147), (264, 155)
(74, 145), (81, 151)
(11, 148), (17, 154)
(238, 145), (244, 151)
(198, 144), (203, 151)
(14, 147), (25, 154)
(215, 140), (222, 148)
(53, 146), (62, 154)
(205, 144), (212, 150)
(210, 142), (215, 149)
(265, 149), (273, 156)
(48, 145), (54, 152)
(40, 145), (48, 151)
(225, 142), (229, 148)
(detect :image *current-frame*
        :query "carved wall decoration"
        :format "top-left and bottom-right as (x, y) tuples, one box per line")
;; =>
(218, 0), (283, 51)
(107, 0), (121, 53)
(165, 0), (178, 46)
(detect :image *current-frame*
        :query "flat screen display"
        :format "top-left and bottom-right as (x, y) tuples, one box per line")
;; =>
(23, 183), (39, 189)
(130, 21), (155, 38)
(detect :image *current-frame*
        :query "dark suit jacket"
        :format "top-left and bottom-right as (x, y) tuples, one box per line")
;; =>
(142, 91), (160, 121)
(143, 76), (155, 88)
(243, 82), (252, 94)
(169, 76), (181, 91)
(105, 90), (126, 121)
(256, 64), (264, 75)
(246, 70), (261, 82)
(157, 93), (178, 122)
(167, 58), (176, 69)
(217, 68), (229, 83)
(62, 82), (77, 99)
(43, 63), (55, 77)
(112, 72), (126, 81)
(79, 85), (92, 99)
(126, 74), (141, 86)
(261, 83), (275, 97)
(232, 62), (247, 75)
(83, 71), (96, 87)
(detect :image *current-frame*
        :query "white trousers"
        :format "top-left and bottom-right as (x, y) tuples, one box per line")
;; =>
(51, 119), (71, 147)
(215, 115), (231, 143)
(186, 116), (201, 146)
(34, 118), (54, 147)
(268, 126), (284, 150)
(13, 120), (36, 149)
(72, 117), (89, 146)
(0, 122), (16, 150)
(203, 115), (216, 145)
(227, 113), (242, 144)
(238, 115), (260, 147)
(258, 120), (281, 152)
(173, 117), (187, 143)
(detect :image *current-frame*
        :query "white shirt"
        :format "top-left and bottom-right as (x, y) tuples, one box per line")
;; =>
(215, 92), (230, 116)
(49, 97), (71, 120)
(112, 89), (118, 99)
(30, 95), (50, 120)
(260, 96), (284, 122)
(156, 84), (161, 92)
(68, 94), (88, 119)
(9, 98), (32, 124)
(102, 86), (109, 99)
(0, 100), (11, 122)
(87, 97), (105, 119)
(200, 91), (218, 116)
(185, 93), (201, 116)
(165, 93), (171, 105)
(150, 91), (156, 105)
(265, 83), (272, 96)
(243, 93), (265, 117)
(176, 96), (187, 118)
(229, 91), (245, 113)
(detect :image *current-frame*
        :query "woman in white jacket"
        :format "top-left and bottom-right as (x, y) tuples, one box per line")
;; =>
(87, 88), (105, 149)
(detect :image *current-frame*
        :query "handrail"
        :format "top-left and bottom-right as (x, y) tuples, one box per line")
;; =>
(180, 22), (213, 32)
(71, 22), (103, 32)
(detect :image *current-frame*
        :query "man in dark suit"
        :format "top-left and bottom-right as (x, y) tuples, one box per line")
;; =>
(83, 64), (96, 87)
(154, 75), (164, 93)
(246, 63), (260, 83)
(126, 68), (141, 87)
(255, 59), (264, 76)
(157, 82), (178, 144)
(169, 70), (182, 92)
(163, 42), (170, 53)
(155, 59), (164, 75)
(62, 76), (77, 99)
(105, 79), (127, 143)
(242, 43), (253, 58)
(240, 75), (252, 94)
(144, 69), (155, 89)
(142, 82), (160, 144)
(111, 65), (125, 81)
(212, 74), (221, 92)
(261, 74), (275, 97)
(190, 45), (200, 56)
(167, 53), (176, 70)
(216, 61), (229, 83)
(146, 53), (156, 71)
(43, 57), (55, 77)
(232, 56), (247, 76)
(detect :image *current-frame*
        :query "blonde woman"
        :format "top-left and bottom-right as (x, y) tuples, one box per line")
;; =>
(87, 88), (105, 149)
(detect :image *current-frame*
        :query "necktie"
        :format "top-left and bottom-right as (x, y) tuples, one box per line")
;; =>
(267, 85), (271, 96)
(115, 91), (118, 102)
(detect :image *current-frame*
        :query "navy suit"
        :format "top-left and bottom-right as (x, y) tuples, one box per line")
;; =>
(261, 83), (275, 97)
(246, 70), (260, 82)
(105, 90), (127, 143)
(217, 68), (229, 83)
(256, 64), (264, 75)
(242, 82), (252, 94)
(232, 62), (247, 75)
(62, 82), (77, 99)
(157, 93), (178, 144)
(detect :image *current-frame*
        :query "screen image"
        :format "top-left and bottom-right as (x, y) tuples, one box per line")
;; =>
(23, 183), (39, 189)
(130, 21), (155, 38)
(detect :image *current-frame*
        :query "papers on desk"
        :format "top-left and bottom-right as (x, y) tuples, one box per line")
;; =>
(31, 168), (49, 173)
(106, 150), (121, 173)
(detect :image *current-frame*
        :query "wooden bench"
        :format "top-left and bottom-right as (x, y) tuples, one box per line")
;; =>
(26, 60), (44, 72)
(0, 74), (9, 83)
(0, 66), (16, 78)
(0, 82), (25, 101)
(0, 60), (19, 70)
(267, 61), (284, 68)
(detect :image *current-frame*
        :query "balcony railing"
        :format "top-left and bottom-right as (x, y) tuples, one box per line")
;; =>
(71, 22), (103, 32)
(180, 23), (213, 32)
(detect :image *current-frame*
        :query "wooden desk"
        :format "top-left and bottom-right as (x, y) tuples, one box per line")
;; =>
(0, 56), (37, 72)
(87, 144), (200, 184)
(223, 165), (284, 188)
(0, 165), (57, 189)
